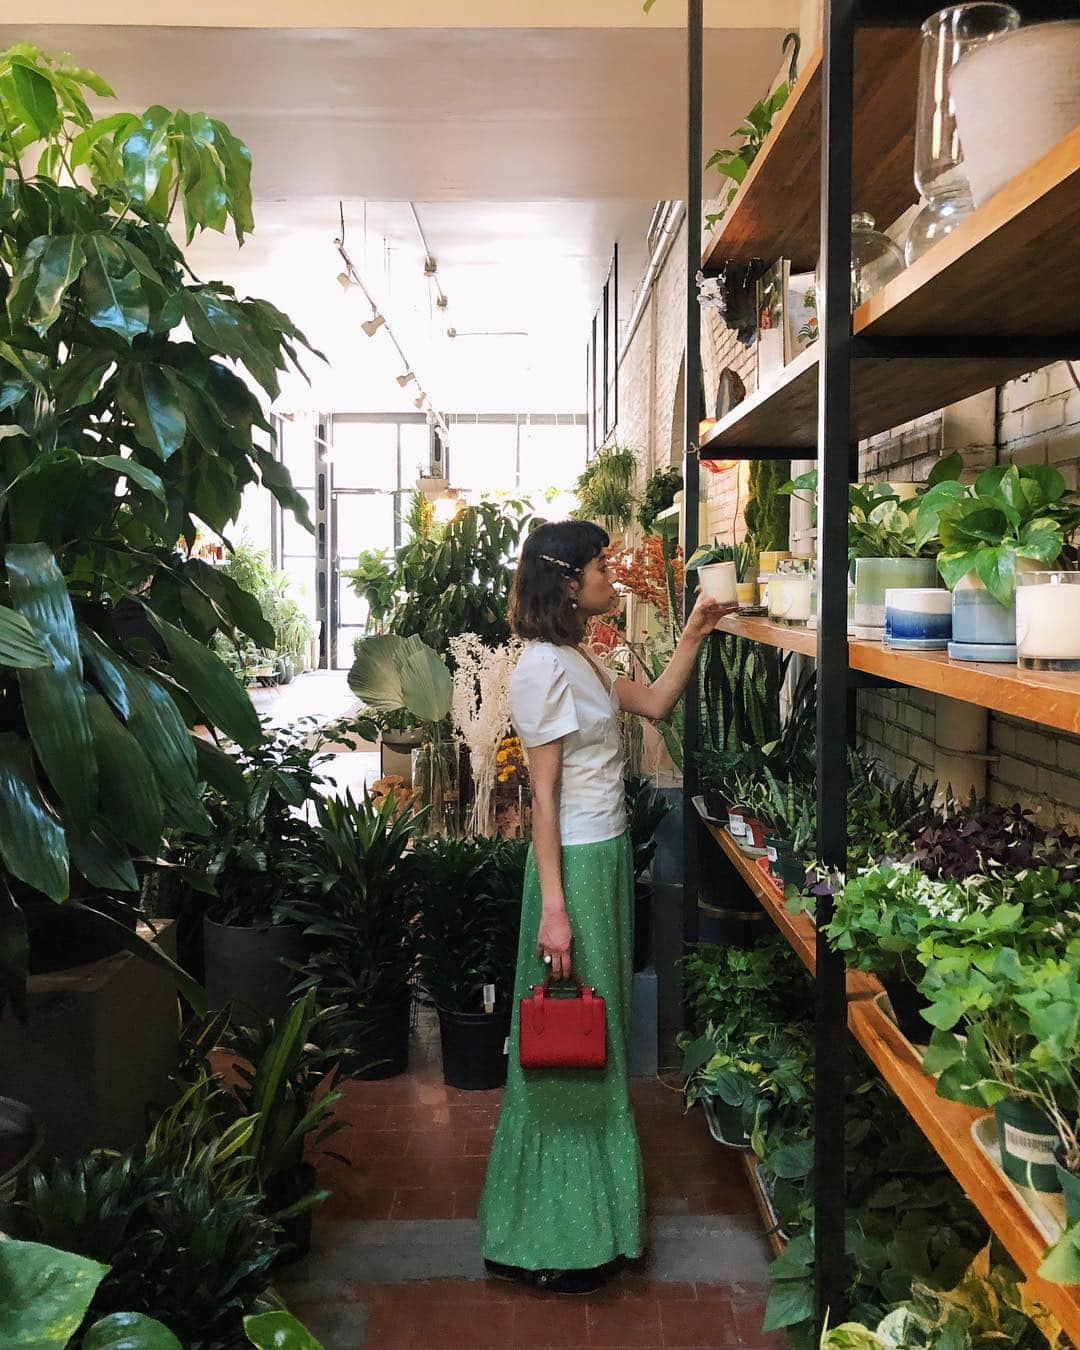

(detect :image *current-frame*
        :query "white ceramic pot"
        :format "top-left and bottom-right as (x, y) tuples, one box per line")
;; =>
(952, 21), (1080, 207)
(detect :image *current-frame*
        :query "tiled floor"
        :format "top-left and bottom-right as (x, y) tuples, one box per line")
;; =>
(282, 1003), (782, 1349)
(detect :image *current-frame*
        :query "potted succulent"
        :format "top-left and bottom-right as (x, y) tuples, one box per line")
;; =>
(625, 774), (673, 973)
(413, 836), (525, 1089)
(757, 769), (815, 892)
(914, 460), (1080, 662)
(292, 791), (421, 1080)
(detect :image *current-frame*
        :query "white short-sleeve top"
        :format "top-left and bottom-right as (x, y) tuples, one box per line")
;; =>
(508, 640), (626, 846)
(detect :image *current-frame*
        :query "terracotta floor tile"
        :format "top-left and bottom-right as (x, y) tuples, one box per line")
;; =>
(404, 1127), (470, 1158)
(388, 1186), (457, 1220)
(462, 1127), (495, 1155)
(353, 1129), (413, 1159)
(452, 1184), (484, 1217)
(586, 1299), (664, 1347)
(512, 1298), (591, 1346)
(658, 1298), (737, 1348)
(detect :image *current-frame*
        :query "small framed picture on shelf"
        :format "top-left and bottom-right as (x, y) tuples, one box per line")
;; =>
(756, 259), (787, 385)
(785, 271), (818, 363)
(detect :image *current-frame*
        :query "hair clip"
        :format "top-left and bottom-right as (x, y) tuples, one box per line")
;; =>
(539, 553), (576, 574)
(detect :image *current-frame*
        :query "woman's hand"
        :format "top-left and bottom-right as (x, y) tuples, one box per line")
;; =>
(684, 589), (736, 640)
(537, 906), (573, 980)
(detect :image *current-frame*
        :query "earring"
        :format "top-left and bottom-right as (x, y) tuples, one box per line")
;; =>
(571, 599), (579, 609)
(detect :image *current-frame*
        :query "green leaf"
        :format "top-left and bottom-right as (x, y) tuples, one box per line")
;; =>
(348, 634), (410, 711)
(119, 106), (173, 205)
(83, 1312), (184, 1350)
(0, 1239), (109, 1347)
(914, 480), (966, 549)
(927, 451), (964, 487)
(0, 605), (51, 668)
(26, 234), (84, 336)
(117, 364), (187, 459)
(68, 829), (139, 892)
(254, 449), (312, 530)
(1020, 463), (1066, 505)
(937, 547), (982, 591)
(70, 111), (140, 168)
(974, 544), (1016, 607)
(6, 543), (97, 829)
(92, 454), (167, 503)
(10, 61), (61, 136)
(85, 689), (165, 855)
(1017, 521), (1063, 565)
(939, 500), (1009, 547)
(146, 609), (262, 749)
(194, 736), (249, 801)
(399, 643), (453, 724)
(243, 1311), (324, 1350)
(0, 732), (69, 901)
(82, 232), (150, 343)
(1038, 1221), (1080, 1284)
(185, 558), (275, 649)
(762, 1277), (815, 1331)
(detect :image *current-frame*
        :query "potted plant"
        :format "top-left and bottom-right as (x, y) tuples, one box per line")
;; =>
(572, 445), (638, 536)
(624, 773), (673, 973)
(0, 1237), (324, 1350)
(914, 460), (1080, 662)
(343, 548), (398, 634)
(686, 538), (758, 607)
(182, 720), (335, 1022)
(781, 469), (941, 636)
(637, 465), (683, 535)
(413, 836), (525, 1089)
(0, 43), (318, 1016)
(292, 791), (421, 1080)
(757, 769), (815, 892)
(348, 634), (456, 833)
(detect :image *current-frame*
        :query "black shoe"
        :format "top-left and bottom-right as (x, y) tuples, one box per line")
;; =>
(484, 1258), (534, 1285)
(533, 1263), (614, 1295)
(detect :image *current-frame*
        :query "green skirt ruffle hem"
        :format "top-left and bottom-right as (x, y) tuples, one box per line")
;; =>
(477, 829), (646, 1271)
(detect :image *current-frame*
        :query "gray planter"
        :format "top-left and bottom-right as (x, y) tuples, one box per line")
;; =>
(203, 917), (309, 1022)
(949, 588), (1017, 662)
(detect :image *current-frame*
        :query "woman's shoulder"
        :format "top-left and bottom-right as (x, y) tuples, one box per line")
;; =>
(513, 640), (570, 675)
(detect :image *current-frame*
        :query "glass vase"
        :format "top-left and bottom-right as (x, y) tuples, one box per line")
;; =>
(411, 738), (460, 835)
(906, 3), (1020, 264)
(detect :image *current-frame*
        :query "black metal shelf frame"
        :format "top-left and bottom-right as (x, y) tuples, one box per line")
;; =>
(681, 0), (1079, 1332)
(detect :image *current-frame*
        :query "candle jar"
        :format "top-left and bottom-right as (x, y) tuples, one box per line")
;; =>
(697, 560), (738, 608)
(769, 559), (813, 626)
(1016, 572), (1080, 671)
(758, 550), (790, 575)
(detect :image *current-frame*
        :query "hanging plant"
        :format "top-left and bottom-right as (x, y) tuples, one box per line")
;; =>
(572, 445), (639, 532)
(637, 466), (682, 534)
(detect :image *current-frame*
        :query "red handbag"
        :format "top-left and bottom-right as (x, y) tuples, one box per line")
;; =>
(519, 972), (607, 1070)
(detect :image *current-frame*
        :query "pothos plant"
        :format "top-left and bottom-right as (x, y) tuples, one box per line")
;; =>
(914, 457), (1080, 606)
(0, 45), (317, 1013)
(780, 467), (943, 564)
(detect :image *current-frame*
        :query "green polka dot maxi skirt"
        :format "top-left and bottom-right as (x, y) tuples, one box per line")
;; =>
(477, 828), (646, 1271)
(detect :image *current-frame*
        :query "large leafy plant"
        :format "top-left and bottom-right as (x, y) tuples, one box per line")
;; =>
(572, 444), (638, 532)
(914, 459), (1080, 605)
(0, 45), (316, 1009)
(780, 468), (941, 563)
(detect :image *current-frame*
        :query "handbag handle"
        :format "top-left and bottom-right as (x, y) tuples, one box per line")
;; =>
(530, 971), (599, 1037)
(541, 970), (587, 996)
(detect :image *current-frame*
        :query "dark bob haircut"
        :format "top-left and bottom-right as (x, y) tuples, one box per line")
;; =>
(509, 519), (610, 645)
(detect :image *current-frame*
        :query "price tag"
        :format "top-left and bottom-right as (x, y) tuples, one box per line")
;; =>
(502, 1036), (510, 1056)
(483, 983), (495, 1014)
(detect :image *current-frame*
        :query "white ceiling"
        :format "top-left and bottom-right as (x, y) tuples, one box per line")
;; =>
(3, 22), (796, 412)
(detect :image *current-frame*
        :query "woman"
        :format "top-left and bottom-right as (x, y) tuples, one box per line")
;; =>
(477, 518), (730, 1294)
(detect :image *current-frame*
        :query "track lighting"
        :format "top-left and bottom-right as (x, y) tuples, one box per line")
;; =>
(425, 408), (436, 427)
(397, 371), (416, 388)
(336, 271), (355, 291)
(414, 392), (427, 410)
(361, 313), (385, 337)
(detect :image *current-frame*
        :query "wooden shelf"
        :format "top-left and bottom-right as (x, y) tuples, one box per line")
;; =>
(712, 613), (1080, 736)
(698, 808), (879, 999)
(848, 999), (1080, 1332)
(698, 125), (1080, 459)
(701, 32), (920, 273)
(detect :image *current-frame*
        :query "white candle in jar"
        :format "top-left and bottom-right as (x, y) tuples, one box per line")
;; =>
(1016, 573), (1080, 666)
(769, 572), (813, 624)
(697, 561), (738, 606)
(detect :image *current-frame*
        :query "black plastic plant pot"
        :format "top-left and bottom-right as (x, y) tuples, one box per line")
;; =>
(633, 880), (653, 973)
(349, 994), (413, 1080)
(202, 917), (310, 1022)
(776, 854), (807, 892)
(994, 1098), (1062, 1193)
(764, 834), (790, 877)
(23, 898), (134, 974)
(702, 789), (728, 821)
(437, 1006), (511, 1090)
(880, 972), (934, 1045)
(267, 1161), (317, 1266)
(697, 898), (767, 948)
(1055, 1144), (1080, 1223)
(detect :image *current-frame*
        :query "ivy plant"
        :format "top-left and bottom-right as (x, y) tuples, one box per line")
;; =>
(0, 45), (318, 1012)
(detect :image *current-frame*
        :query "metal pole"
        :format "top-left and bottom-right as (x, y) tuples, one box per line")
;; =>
(815, 0), (855, 1332)
(682, 0), (703, 954)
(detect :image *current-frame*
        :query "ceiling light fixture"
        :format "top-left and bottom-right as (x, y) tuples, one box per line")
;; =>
(433, 487), (466, 524)
(410, 204), (449, 314)
(447, 328), (528, 339)
(334, 202), (450, 442)
(414, 392), (427, 410)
